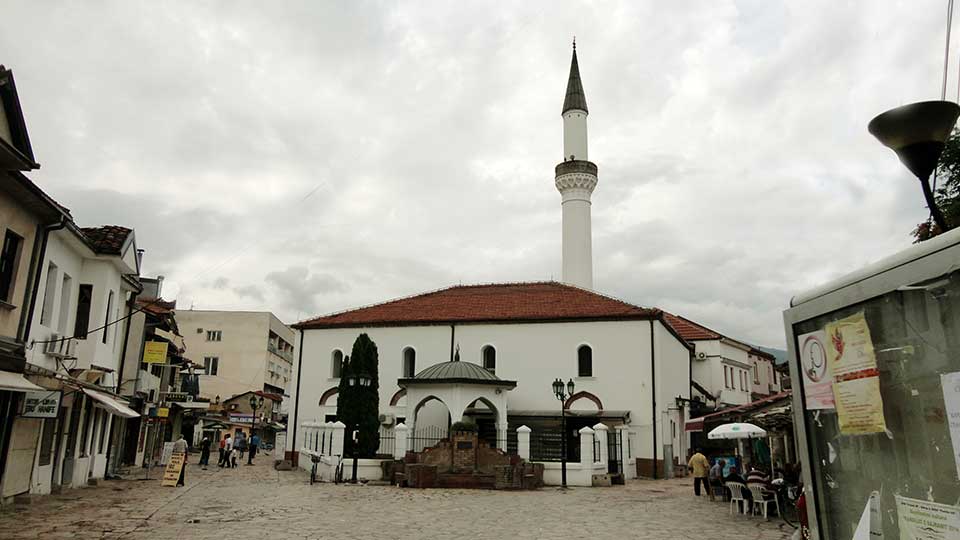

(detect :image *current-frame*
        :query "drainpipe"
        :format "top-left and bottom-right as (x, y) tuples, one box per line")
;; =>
(449, 324), (455, 361)
(290, 328), (305, 463)
(650, 320), (657, 479)
(19, 216), (67, 342)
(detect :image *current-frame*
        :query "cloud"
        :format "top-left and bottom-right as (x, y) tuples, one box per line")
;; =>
(1, 1), (951, 347)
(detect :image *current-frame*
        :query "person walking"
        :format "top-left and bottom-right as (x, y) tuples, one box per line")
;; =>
(172, 434), (189, 487)
(687, 448), (710, 497)
(230, 444), (239, 468)
(236, 432), (247, 460)
(199, 436), (211, 469)
(247, 432), (260, 465)
(218, 434), (232, 468)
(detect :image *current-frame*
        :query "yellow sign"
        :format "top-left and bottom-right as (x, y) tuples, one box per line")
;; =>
(156, 407), (169, 418)
(161, 452), (185, 486)
(142, 341), (168, 364)
(825, 312), (887, 435)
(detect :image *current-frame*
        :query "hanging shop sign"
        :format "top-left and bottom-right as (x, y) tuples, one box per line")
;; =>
(228, 413), (254, 425)
(21, 390), (61, 418)
(825, 312), (887, 435)
(798, 330), (834, 410)
(142, 341), (168, 364)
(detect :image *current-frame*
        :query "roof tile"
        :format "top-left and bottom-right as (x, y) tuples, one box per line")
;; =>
(295, 282), (658, 329)
(81, 225), (132, 255)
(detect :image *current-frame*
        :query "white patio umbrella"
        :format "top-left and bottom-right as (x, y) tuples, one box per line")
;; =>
(708, 422), (767, 440)
(708, 423), (771, 477)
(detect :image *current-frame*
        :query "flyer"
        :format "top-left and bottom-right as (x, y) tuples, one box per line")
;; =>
(943, 371), (960, 481)
(824, 312), (886, 435)
(797, 330), (834, 409)
(896, 495), (960, 540)
(852, 491), (883, 540)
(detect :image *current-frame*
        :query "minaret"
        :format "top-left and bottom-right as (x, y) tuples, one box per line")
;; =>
(555, 40), (597, 289)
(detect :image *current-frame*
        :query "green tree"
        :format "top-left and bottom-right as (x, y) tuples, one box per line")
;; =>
(335, 333), (381, 457)
(913, 130), (960, 242)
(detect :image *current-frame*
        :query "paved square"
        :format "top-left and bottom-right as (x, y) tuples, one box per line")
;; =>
(0, 461), (794, 539)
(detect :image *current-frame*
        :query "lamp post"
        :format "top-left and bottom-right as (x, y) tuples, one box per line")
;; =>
(248, 394), (264, 465)
(552, 377), (576, 488)
(869, 100), (960, 233)
(345, 370), (372, 483)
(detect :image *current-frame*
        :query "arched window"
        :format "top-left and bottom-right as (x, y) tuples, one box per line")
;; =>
(402, 347), (416, 378)
(331, 350), (343, 378)
(482, 345), (496, 373)
(577, 345), (592, 377)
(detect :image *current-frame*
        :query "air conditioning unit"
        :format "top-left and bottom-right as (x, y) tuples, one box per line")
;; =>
(62, 338), (77, 358)
(43, 334), (61, 356)
(378, 413), (395, 426)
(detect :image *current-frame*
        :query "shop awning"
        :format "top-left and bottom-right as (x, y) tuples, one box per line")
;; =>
(83, 388), (140, 418)
(172, 401), (209, 410)
(685, 418), (704, 432)
(0, 370), (44, 393)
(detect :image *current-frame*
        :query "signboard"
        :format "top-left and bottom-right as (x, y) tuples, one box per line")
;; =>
(896, 495), (960, 540)
(797, 330), (834, 410)
(824, 312), (887, 435)
(161, 452), (185, 487)
(943, 371), (960, 481)
(156, 407), (169, 418)
(229, 413), (254, 425)
(160, 441), (174, 465)
(142, 341), (168, 364)
(22, 391), (61, 418)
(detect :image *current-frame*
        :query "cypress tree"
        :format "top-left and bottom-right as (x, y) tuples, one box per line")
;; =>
(335, 333), (381, 457)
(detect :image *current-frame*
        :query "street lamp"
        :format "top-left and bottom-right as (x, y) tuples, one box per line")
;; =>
(869, 100), (960, 233)
(248, 394), (264, 465)
(552, 377), (575, 488)
(345, 370), (372, 483)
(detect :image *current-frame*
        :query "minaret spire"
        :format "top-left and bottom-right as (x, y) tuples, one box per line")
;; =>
(555, 41), (597, 290)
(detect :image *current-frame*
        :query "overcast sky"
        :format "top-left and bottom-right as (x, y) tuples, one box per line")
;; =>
(2, 1), (955, 348)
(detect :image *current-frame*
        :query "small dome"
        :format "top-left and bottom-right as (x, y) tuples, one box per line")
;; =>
(414, 361), (500, 382)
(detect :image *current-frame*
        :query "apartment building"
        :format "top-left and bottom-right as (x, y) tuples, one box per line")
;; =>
(176, 310), (294, 402)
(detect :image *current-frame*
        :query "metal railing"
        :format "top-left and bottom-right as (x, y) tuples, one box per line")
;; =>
(593, 436), (601, 463)
(529, 431), (564, 462)
(409, 425), (448, 452)
(377, 427), (395, 457)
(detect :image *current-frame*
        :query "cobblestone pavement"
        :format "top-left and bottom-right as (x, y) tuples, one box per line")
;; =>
(0, 460), (795, 540)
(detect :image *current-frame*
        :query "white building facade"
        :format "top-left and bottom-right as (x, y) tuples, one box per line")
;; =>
(288, 282), (693, 479)
(24, 225), (141, 495)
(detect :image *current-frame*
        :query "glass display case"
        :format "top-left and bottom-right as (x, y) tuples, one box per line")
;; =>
(784, 230), (960, 540)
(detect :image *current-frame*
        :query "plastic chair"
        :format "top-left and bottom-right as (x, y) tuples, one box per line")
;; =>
(727, 482), (748, 515)
(747, 483), (780, 519)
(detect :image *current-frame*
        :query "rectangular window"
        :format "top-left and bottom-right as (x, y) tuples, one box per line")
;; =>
(40, 262), (58, 327)
(57, 274), (72, 333)
(79, 397), (94, 456)
(74, 284), (93, 339)
(0, 230), (22, 302)
(102, 290), (114, 344)
(723, 366), (729, 388)
(206, 330), (222, 342)
(38, 416), (57, 466)
(98, 413), (109, 454)
(753, 363), (760, 384)
(204, 356), (219, 375)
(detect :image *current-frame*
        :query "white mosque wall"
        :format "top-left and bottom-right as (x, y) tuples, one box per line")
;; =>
(288, 319), (692, 463)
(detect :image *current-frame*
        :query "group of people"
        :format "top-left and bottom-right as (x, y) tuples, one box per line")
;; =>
(212, 432), (262, 468)
(687, 448), (778, 504)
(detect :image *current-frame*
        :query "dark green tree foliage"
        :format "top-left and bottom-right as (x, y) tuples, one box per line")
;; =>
(335, 333), (381, 457)
(913, 130), (960, 242)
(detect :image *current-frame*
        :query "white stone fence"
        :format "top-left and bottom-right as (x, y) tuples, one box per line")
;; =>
(299, 420), (634, 486)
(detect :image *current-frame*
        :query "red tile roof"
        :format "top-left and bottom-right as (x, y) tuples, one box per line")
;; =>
(662, 313), (721, 341)
(80, 225), (132, 255)
(294, 282), (660, 329)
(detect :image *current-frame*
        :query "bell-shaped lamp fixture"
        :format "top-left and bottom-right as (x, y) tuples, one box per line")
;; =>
(869, 100), (960, 231)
